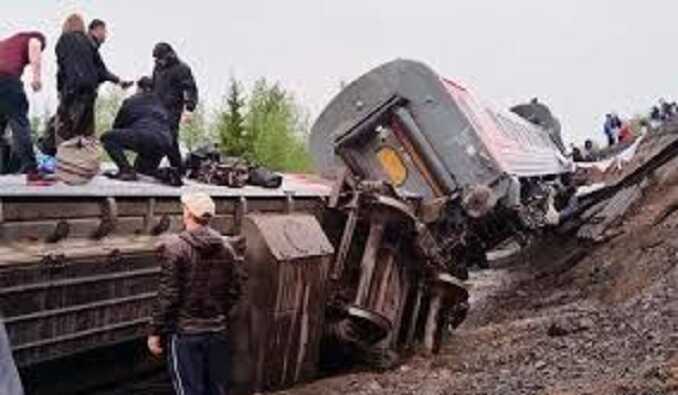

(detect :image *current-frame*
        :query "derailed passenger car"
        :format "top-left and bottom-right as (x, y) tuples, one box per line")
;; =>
(311, 59), (574, 364)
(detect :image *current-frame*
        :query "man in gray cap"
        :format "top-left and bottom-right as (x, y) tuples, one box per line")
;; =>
(148, 192), (242, 395)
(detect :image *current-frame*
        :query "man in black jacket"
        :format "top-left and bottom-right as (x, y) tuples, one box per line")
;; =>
(88, 19), (131, 90)
(101, 77), (173, 181)
(148, 192), (242, 395)
(50, 16), (131, 155)
(152, 42), (198, 174)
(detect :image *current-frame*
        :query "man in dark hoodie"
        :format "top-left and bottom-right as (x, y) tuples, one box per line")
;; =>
(152, 42), (199, 174)
(101, 77), (173, 181)
(148, 192), (242, 395)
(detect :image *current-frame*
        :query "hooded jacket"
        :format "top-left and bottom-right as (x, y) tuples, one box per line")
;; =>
(151, 43), (198, 124)
(150, 226), (243, 336)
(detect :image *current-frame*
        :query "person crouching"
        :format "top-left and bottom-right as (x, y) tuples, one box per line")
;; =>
(101, 77), (172, 181)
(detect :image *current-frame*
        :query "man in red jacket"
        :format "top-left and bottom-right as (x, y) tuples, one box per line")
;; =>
(0, 31), (47, 181)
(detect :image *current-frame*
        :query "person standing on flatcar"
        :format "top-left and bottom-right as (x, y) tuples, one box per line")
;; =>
(151, 42), (199, 175)
(0, 30), (49, 182)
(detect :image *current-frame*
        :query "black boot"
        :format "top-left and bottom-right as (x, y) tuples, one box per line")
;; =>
(105, 168), (138, 182)
(118, 169), (138, 182)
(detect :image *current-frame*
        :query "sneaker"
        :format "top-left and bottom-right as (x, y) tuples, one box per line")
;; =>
(103, 170), (118, 179)
(166, 167), (183, 187)
(26, 170), (56, 186)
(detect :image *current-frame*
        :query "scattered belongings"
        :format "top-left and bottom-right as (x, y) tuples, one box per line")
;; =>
(186, 145), (282, 189)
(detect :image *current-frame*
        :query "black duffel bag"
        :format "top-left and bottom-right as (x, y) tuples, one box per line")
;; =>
(248, 166), (282, 189)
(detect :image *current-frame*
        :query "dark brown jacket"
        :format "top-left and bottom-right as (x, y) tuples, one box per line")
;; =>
(150, 226), (243, 336)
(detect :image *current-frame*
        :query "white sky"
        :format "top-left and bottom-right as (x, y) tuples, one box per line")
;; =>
(3, 0), (678, 146)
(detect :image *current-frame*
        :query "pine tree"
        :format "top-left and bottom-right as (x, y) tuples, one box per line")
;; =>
(216, 77), (247, 157)
(181, 103), (210, 152)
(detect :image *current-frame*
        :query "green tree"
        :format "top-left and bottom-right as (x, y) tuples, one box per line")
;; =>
(95, 87), (125, 136)
(214, 77), (249, 158)
(29, 107), (51, 141)
(29, 115), (42, 140)
(181, 103), (211, 152)
(245, 79), (313, 172)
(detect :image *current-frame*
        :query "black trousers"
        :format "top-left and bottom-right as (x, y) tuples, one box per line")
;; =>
(56, 90), (96, 144)
(0, 76), (36, 173)
(167, 333), (231, 395)
(167, 114), (184, 173)
(101, 128), (170, 175)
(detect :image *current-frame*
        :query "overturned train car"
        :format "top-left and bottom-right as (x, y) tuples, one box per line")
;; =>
(310, 59), (574, 365)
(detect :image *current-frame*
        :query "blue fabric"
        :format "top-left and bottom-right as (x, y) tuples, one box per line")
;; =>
(36, 153), (56, 174)
(167, 333), (231, 395)
(0, 321), (24, 395)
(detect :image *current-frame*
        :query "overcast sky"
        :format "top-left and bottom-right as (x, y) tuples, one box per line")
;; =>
(3, 0), (677, 145)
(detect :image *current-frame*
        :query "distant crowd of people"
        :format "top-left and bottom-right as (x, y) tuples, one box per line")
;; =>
(571, 98), (678, 163)
(0, 14), (198, 186)
(572, 112), (636, 162)
(649, 98), (678, 129)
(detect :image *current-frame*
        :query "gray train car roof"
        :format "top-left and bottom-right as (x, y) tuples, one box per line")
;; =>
(311, 59), (503, 189)
(0, 174), (331, 198)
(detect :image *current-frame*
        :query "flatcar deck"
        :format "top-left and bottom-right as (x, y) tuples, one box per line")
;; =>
(0, 173), (332, 198)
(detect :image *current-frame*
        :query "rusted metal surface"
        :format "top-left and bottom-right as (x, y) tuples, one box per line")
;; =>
(1, 249), (159, 366)
(0, 189), (328, 372)
(235, 213), (334, 393)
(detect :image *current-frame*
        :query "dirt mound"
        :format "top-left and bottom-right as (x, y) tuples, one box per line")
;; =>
(276, 143), (678, 395)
